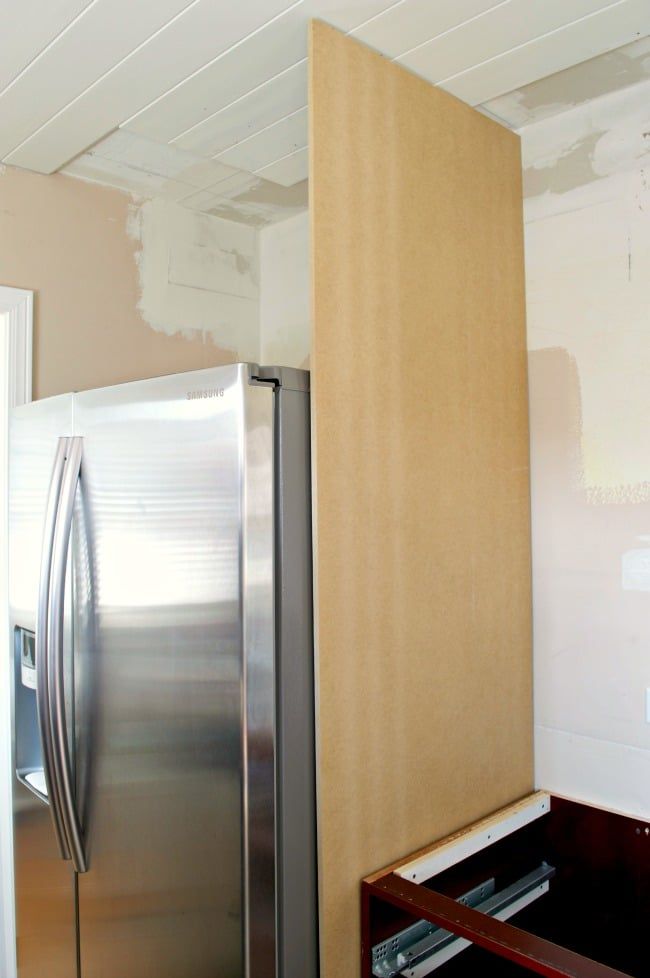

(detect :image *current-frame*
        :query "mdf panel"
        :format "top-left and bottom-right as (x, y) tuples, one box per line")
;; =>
(309, 21), (533, 978)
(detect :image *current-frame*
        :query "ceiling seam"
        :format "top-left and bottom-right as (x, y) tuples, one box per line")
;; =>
(171, 58), (308, 145)
(255, 144), (308, 175)
(167, 0), (408, 144)
(1, 0), (205, 164)
(433, 0), (632, 85)
(213, 107), (307, 162)
(121, 0), (305, 131)
(358, 0), (509, 60)
(0, 0), (102, 100)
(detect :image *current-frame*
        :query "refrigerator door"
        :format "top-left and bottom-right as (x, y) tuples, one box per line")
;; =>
(73, 365), (275, 978)
(9, 395), (77, 978)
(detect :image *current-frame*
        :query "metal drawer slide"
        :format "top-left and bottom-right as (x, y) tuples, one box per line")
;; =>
(372, 862), (556, 978)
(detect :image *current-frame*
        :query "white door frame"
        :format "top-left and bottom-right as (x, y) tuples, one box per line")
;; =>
(0, 286), (33, 978)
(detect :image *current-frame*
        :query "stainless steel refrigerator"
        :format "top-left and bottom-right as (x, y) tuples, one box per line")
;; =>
(8, 364), (317, 978)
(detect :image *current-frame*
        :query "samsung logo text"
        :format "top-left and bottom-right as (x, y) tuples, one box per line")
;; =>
(186, 389), (226, 400)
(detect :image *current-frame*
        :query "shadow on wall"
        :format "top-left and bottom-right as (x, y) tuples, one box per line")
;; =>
(528, 347), (650, 811)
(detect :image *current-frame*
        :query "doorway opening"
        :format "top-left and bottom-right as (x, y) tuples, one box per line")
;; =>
(0, 286), (33, 978)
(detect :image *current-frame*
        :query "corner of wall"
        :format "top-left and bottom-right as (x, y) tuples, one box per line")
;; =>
(258, 210), (310, 368)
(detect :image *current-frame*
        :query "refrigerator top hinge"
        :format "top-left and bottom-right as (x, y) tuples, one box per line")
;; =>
(248, 364), (310, 393)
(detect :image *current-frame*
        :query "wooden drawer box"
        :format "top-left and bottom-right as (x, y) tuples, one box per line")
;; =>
(362, 792), (650, 977)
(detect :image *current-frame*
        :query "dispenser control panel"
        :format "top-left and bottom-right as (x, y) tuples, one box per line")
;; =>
(19, 629), (36, 690)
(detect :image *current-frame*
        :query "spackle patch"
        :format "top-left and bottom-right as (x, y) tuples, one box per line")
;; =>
(126, 197), (260, 359)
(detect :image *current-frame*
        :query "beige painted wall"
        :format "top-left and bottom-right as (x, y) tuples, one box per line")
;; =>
(0, 164), (259, 399)
(522, 78), (650, 819)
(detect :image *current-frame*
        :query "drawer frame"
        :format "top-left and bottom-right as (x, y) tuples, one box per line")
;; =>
(362, 791), (646, 978)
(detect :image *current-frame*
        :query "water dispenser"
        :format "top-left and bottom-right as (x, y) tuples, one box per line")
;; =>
(14, 626), (47, 799)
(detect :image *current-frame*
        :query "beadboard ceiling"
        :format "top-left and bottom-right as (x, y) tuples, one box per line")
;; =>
(2, 0), (650, 226)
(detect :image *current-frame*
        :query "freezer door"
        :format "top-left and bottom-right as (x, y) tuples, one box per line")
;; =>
(73, 365), (275, 978)
(9, 396), (77, 978)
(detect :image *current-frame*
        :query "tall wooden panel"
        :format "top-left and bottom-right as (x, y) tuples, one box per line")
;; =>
(309, 21), (533, 978)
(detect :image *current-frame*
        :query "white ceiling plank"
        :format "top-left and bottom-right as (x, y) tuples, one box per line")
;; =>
(125, 4), (309, 144)
(125, 0), (398, 144)
(215, 108), (308, 172)
(175, 61), (309, 158)
(398, 0), (615, 83)
(3, 0), (297, 173)
(87, 129), (239, 189)
(0, 0), (195, 161)
(440, 0), (650, 106)
(0, 0), (94, 92)
(256, 146), (309, 186)
(310, 0), (404, 31)
(351, 0), (504, 58)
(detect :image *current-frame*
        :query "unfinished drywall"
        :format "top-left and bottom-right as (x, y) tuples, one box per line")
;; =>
(0, 164), (258, 398)
(522, 77), (650, 819)
(311, 22), (532, 978)
(129, 197), (258, 357)
(259, 210), (310, 367)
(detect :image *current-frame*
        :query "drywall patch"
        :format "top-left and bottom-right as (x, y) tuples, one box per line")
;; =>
(235, 178), (308, 209)
(523, 132), (602, 198)
(484, 36), (650, 128)
(202, 177), (308, 229)
(128, 196), (259, 358)
(522, 77), (650, 203)
(205, 202), (272, 229)
(525, 176), (650, 503)
(528, 347), (585, 501)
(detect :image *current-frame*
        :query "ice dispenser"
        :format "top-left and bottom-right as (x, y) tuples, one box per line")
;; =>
(14, 625), (47, 798)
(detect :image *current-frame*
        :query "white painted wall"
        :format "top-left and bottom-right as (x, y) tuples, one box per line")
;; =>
(259, 210), (310, 368)
(521, 77), (650, 819)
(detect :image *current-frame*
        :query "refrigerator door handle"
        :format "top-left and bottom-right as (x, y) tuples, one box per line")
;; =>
(48, 435), (87, 873)
(36, 437), (72, 860)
